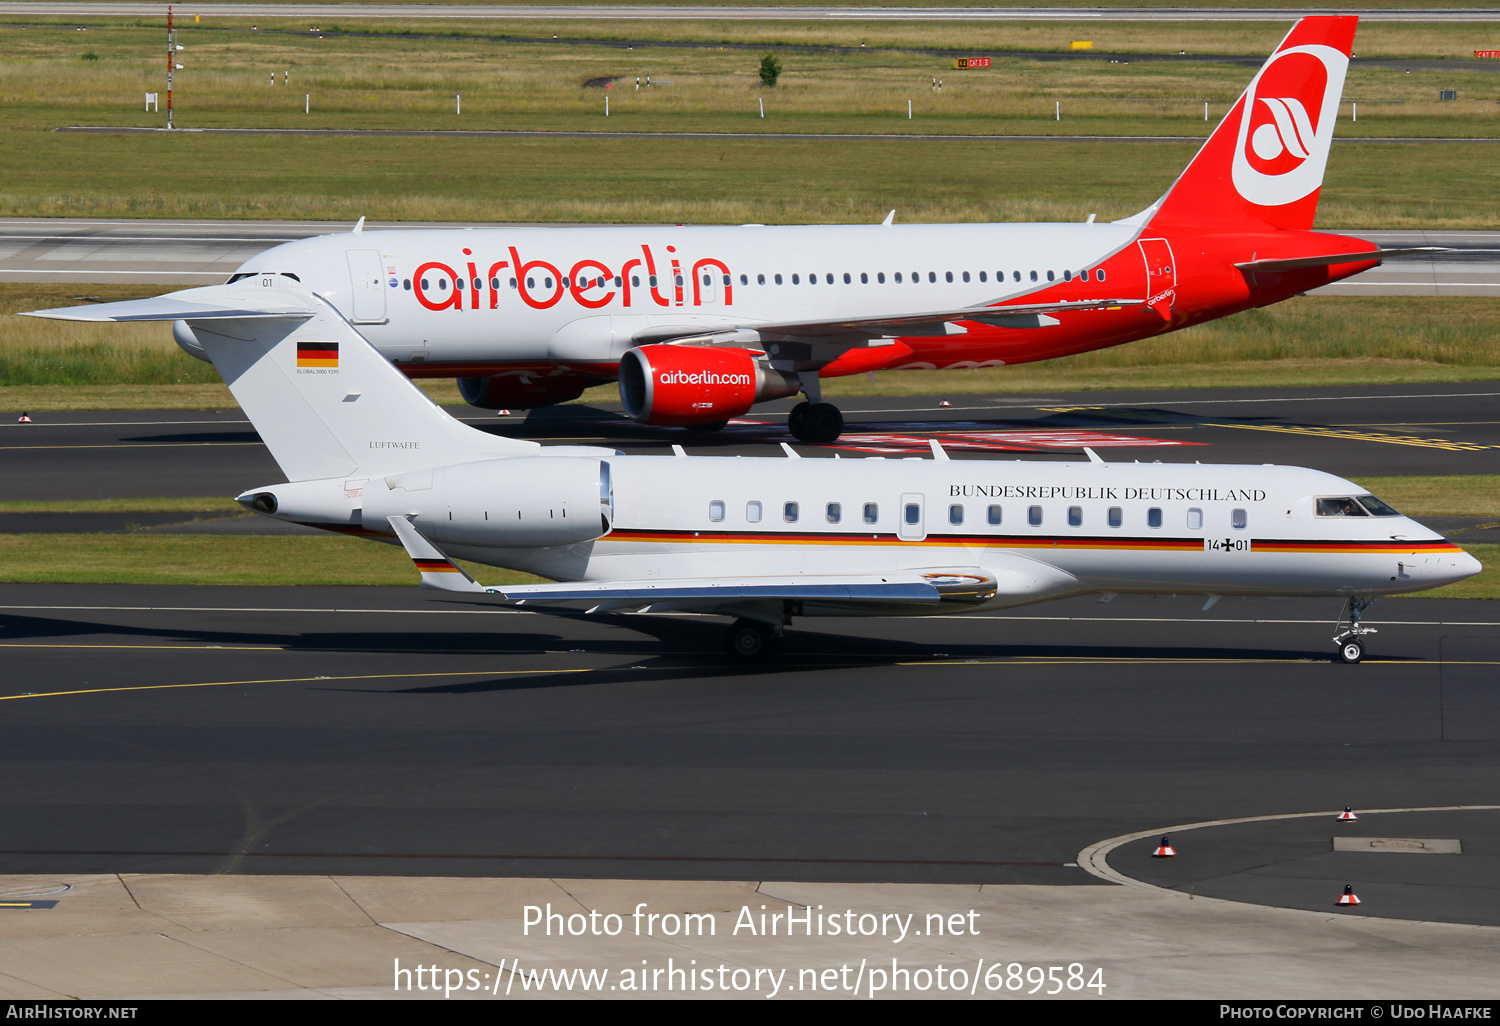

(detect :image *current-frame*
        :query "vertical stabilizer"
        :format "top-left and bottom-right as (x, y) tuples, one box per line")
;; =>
(189, 274), (540, 482)
(1143, 16), (1357, 232)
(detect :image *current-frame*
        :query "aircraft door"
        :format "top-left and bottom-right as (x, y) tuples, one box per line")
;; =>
(898, 492), (926, 542)
(347, 249), (388, 323)
(695, 266), (719, 306)
(1137, 237), (1176, 319)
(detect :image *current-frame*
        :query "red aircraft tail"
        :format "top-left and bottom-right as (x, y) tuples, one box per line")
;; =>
(1144, 16), (1357, 233)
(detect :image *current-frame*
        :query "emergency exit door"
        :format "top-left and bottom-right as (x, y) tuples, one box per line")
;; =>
(347, 249), (387, 324)
(1138, 238), (1176, 320)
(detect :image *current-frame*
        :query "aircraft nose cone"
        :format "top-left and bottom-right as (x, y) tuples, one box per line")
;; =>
(1436, 549), (1483, 587)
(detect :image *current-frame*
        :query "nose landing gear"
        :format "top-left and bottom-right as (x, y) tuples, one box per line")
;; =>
(787, 401), (844, 444)
(1332, 597), (1378, 664)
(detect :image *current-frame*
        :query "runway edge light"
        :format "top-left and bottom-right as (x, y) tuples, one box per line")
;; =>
(1338, 807), (1358, 821)
(1152, 836), (1177, 858)
(1336, 884), (1361, 906)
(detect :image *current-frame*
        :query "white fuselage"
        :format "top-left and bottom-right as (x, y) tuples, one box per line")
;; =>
(284, 453), (1475, 614)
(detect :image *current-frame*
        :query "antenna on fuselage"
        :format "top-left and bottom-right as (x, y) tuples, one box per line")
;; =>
(929, 439), (949, 461)
(1083, 447), (1105, 464)
(780, 443), (801, 459)
(353, 216), (365, 234)
(881, 210), (895, 227)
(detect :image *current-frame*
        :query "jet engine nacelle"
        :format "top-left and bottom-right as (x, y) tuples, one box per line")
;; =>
(364, 455), (612, 548)
(240, 456), (612, 549)
(618, 345), (801, 427)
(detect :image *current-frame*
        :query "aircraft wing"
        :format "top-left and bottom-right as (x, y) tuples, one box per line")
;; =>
(739, 297), (1146, 339)
(1234, 247), (1452, 273)
(21, 280), (317, 322)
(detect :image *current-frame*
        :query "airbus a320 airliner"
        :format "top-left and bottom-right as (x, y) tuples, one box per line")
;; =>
(39, 16), (1426, 443)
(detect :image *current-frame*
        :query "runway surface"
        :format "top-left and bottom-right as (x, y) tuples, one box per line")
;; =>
(4, 217), (1497, 293)
(4, 382), (1499, 503)
(1, 582), (1497, 925)
(7, 4), (1500, 23)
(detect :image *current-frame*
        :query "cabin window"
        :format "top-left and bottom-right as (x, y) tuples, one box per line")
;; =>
(613, 276), (622, 287)
(1028, 506), (1043, 527)
(826, 273), (834, 284)
(783, 501), (799, 523)
(1187, 508), (1203, 530)
(1046, 270), (1055, 281)
(489, 277), (499, 289)
(904, 503), (921, 525)
(472, 278), (482, 290)
(525, 277), (534, 289)
(544, 277), (553, 289)
(562, 277), (571, 289)
(509, 278), (518, 289)
(649, 275), (658, 287)
(928, 272), (937, 283)
(945, 271), (954, 283)
(863, 502), (879, 524)
(1108, 506), (1122, 528)
(860, 272), (868, 284)
(1014, 271), (1022, 282)
(1317, 497), (1368, 517)
(877, 272), (886, 283)
(746, 500), (763, 523)
(774, 274), (783, 285)
(949, 504), (964, 525)
(844, 273), (852, 284)
(962, 271), (970, 283)
(1356, 494), (1401, 517)
(979, 271), (987, 282)
(894, 272), (903, 283)
(437, 278), (448, 291)
(1030, 270), (1038, 282)
(1232, 508), (1247, 529)
(912, 272), (920, 283)
(709, 500), (725, 522)
(723, 274), (731, 286)
(792, 274), (800, 284)
(826, 502), (842, 524)
(674, 275), (683, 287)
(757, 274), (765, 285)
(403, 279), (411, 290)
(1063, 269), (1072, 282)
(740, 274), (749, 286)
(1148, 507), (1163, 529)
(987, 505), (1002, 525)
(420, 278), (430, 290)
(1098, 269), (1106, 282)
(1068, 506), (1082, 527)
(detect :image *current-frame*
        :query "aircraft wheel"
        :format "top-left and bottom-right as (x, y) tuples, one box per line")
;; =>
(727, 619), (776, 661)
(1338, 638), (1364, 664)
(792, 402), (844, 444)
(787, 401), (810, 438)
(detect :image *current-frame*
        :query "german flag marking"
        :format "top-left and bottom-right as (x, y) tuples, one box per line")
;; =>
(414, 558), (463, 573)
(296, 341), (338, 368)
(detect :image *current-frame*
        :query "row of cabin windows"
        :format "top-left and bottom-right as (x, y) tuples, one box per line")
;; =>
(708, 500), (1249, 531)
(404, 268), (1107, 292)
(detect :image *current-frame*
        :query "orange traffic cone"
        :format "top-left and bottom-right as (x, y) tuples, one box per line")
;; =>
(939, 400), (952, 408)
(1336, 885), (1360, 906)
(17, 412), (31, 423)
(1152, 836), (1176, 858)
(1338, 807), (1358, 822)
(498, 409), (510, 416)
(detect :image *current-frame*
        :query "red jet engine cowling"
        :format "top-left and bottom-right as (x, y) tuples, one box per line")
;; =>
(619, 345), (801, 426)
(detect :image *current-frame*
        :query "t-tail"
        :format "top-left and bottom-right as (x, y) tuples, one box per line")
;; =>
(1141, 16), (1357, 233)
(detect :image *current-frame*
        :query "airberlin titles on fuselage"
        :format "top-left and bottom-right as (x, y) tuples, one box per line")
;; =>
(411, 244), (733, 313)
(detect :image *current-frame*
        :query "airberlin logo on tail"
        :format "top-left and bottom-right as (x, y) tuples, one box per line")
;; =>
(658, 370), (751, 386)
(1230, 44), (1348, 208)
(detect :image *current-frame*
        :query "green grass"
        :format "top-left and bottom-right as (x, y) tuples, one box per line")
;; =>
(0, 496), (240, 513)
(1351, 476), (1500, 519)
(0, 532), (543, 586)
(1406, 543), (1500, 600)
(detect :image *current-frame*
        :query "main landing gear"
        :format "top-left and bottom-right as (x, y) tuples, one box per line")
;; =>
(726, 618), (782, 661)
(787, 401), (844, 444)
(1333, 597), (1378, 664)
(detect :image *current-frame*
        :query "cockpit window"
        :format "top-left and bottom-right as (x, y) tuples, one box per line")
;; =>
(1355, 494), (1402, 517)
(227, 272), (258, 284)
(1316, 497), (1368, 517)
(280, 272), (301, 282)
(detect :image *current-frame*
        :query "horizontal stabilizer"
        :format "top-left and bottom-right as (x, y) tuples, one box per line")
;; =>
(1235, 247), (1452, 273)
(23, 280), (317, 323)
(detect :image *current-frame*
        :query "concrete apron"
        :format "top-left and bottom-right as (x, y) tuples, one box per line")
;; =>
(0, 874), (1498, 999)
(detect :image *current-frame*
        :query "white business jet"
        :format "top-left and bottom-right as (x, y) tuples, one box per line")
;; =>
(27, 276), (1479, 661)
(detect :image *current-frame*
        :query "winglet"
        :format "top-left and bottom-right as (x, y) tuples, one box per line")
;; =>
(881, 210), (895, 227)
(387, 515), (486, 592)
(929, 438), (949, 461)
(1083, 447), (1105, 464)
(353, 216), (365, 234)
